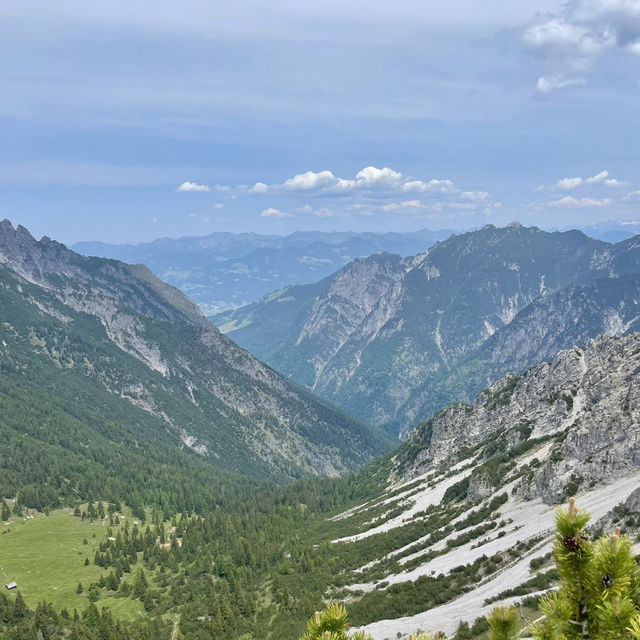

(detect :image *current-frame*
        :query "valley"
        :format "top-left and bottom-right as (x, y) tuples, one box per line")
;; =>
(1, 221), (640, 640)
(6, 3), (640, 638)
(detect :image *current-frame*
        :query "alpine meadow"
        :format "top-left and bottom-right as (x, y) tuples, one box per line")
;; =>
(2, 1), (640, 639)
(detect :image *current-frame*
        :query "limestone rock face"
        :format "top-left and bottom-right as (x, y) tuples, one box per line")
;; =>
(402, 332), (640, 503)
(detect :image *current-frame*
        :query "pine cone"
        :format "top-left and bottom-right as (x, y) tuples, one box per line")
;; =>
(563, 535), (581, 551)
(601, 574), (614, 588)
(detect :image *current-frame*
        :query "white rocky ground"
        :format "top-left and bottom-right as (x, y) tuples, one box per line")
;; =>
(327, 333), (640, 639)
(357, 475), (639, 639)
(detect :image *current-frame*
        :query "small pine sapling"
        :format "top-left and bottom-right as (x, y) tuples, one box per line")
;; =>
(487, 605), (518, 640)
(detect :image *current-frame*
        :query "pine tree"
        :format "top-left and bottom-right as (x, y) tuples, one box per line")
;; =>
(1, 499), (10, 521)
(487, 606), (518, 640)
(487, 498), (640, 640)
(299, 604), (374, 640)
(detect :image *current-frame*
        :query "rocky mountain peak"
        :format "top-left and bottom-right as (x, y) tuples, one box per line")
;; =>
(218, 224), (640, 434)
(403, 331), (640, 503)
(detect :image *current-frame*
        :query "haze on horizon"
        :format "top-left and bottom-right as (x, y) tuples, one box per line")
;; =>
(1, 0), (640, 244)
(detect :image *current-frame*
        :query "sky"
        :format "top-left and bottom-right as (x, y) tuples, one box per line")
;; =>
(1, 0), (640, 244)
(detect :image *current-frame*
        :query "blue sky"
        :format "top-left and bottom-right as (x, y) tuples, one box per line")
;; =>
(1, 0), (640, 243)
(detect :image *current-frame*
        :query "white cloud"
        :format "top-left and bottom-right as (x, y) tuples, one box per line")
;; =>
(535, 184), (545, 192)
(553, 169), (621, 190)
(249, 182), (269, 194)
(549, 195), (612, 207)
(241, 167), (499, 220)
(264, 166), (461, 196)
(213, 203), (224, 209)
(536, 75), (586, 94)
(523, 0), (640, 91)
(402, 178), (458, 193)
(177, 181), (210, 192)
(524, 18), (613, 56)
(152, 217), (158, 223)
(585, 169), (609, 184)
(260, 207), (292, 218)
(283, 170), (341, 191)
(555, 176), (585, 190)
(355, 166), (403, 188)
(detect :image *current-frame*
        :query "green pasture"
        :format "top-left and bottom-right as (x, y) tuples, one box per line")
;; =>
(0, 509), (144, 620)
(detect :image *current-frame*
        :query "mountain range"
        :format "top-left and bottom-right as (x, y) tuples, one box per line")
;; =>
(72, 223), (640, 318)
(73, 229), (455, 315)
(214, 224), (640, 434)
(0, 219), (388, 487)
(1, 218), (640, 639)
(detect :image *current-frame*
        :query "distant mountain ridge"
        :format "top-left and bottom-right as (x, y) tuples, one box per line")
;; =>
(71, 224), (638, 316)
(214, 224), (640, 434)
(0, 219), (389, 482)
(73, 229), (455, 314)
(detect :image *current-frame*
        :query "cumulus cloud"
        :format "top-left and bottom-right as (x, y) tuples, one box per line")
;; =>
(260, 207), (292, 218)
(249, 182), (269, 194)
(555, 176), (586, 190)
(354, 166), (403, 188)
(243, 166), (501, 220)
(283, 170), (344, 191)
(585, 169), (609, 184)
(281, 167), (405, 192)
(402, 179), (457, 193)
(177, 181), (210, 192)
(553, 169), (624, 190)
(523, 0), (640, 92)
(258, 166), (462, 197)
(549, 195), (612, 207)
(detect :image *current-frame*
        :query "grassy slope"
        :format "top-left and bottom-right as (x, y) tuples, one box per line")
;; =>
(0, 510), (143, 620)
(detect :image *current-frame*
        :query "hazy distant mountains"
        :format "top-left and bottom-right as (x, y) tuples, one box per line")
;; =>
(73, 229), (455, 314)
(73, 223), (638, 315)
(214, 224), (640, 435)
(0, 220), (388, 481)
